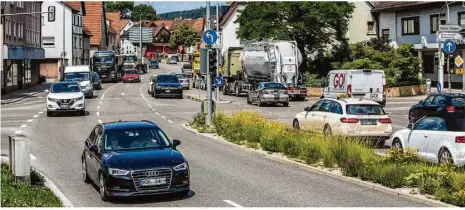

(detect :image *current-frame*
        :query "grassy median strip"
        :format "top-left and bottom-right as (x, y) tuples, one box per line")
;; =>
(1, 162), (63, 207)
(190, 112), (465, 207)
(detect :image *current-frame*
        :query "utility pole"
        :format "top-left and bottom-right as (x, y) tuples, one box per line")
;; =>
(215, 1), (220, 102)
(205, 1), (212, 126)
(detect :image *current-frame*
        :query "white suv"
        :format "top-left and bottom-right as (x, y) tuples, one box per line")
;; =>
(46, 81), (86, 117)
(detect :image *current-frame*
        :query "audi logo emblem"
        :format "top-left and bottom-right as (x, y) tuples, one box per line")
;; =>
(145, 171), (159, 177)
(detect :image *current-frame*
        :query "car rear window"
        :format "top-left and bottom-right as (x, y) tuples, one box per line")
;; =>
(157, 75), (179, 83)
(125, 70), (138, 74)
(451, 97), (465, 106)
(264, 83), (286, 89)
(183, 64), (192, 69)
(346, 104), (385, 115)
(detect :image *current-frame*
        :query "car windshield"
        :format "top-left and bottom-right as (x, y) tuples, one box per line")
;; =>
(64, 72), (90, 81)
(171, 57), (177, 60)
(346, 104), (385, 115)
(183, 64), (192, 69)
(50, 83), (81, 93)
(175, 74), (186, 79)
(94, 56), (114, 63)
(104, 128), (171, 151)
(451, 97), (465, 106)
(125, 56), (137, 63)
(125, 70), (138, 75)
(264, 83), (286, 89)
(157, 75), (179, 83)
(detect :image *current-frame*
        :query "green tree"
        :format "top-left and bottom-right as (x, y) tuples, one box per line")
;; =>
(105, 1), (134, 19)
(131, 4), (158, 21)
(169, 23), (198, 61)
(234, 1), (355, 73)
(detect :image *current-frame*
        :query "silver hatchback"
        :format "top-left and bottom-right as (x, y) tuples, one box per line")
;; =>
(247, 82), (289, 107)
(173, 73), (189, 89)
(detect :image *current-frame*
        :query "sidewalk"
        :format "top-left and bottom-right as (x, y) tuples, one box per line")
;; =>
(1, 81), (53, 105)
(430, 87), (464, 94)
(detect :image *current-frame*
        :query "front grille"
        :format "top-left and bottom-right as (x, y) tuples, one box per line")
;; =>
(56, 99), (75, 106)
(160, 86), (178, 90)
(80, 86), (86, 90)
(131, 168), (172, 192)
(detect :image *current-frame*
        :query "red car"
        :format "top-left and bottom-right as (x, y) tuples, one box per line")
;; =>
(122, 69), (140, 83)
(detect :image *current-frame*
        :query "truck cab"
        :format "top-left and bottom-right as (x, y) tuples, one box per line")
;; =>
(92, 51), (119, 82)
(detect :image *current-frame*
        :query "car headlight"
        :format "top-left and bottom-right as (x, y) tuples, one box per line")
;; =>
(156, 85), (161, 89)
(75, 96), (84, 101)
(108, 168), (130, 176)
(47, 97), (56, 102)
(173, 162), (187, 171)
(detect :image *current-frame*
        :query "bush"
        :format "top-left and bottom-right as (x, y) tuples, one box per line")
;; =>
(221, 112), (266, 143)
(1, 162), (62, 207)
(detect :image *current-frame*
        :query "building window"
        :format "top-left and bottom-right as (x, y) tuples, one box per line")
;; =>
(13, 21), (16, 37)
(402, 16), (420, 35)
(23, 60), (32, 84)
(74, 37), (77, 49)
(79, 38), (82, 49)
(367, 21), (375, 34)
(382, 29), (389, 38)
(430, 14), (446, 34)
(42, 36), (55, 48)
(459, 12), (465, 31)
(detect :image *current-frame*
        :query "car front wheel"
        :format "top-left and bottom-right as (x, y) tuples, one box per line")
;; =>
(82, 158), (91, 183)
(100, 173), (110, 201)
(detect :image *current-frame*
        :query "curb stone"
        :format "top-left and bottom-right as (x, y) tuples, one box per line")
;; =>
(181, 124), (456, 207)
(0, 157), (74, 207)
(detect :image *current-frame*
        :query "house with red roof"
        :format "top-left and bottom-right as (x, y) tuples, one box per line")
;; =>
(80, 1), (109, 57)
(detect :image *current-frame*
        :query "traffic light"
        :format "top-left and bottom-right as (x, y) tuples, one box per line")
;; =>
(434, 56), (439, 66)
(209, 50), (217, 73)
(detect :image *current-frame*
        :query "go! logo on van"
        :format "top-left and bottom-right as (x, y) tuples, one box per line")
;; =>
(333, 73), (345, 89)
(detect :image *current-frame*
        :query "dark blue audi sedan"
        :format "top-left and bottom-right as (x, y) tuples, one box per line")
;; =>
(81, 120), (190, 201)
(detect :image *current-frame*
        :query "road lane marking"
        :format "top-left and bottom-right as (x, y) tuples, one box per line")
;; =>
(266, 111), (272, 114)
(33, 115), (39, 118)
(156, 112), (160, 115)
(27, 119), (34, 123)
(98, 119), (102, 123)
(20, 124), (28, 128)
(15, 130), (22, 135)
(126, 85), (130, 87)
(97, 106), (100, 109)
(101, 93), (105, 100)
(141, 93), (146, 99)
(223, 200), (243, 207)
(121, 92), (125, 96)
(38, 111), (43, 114)
(43, 108), (47, 111)
(393, 125), (406, 129)
(168, 120), (173, 123)
(152, 108), (155, 111)
(99, 101), (102, 104)
(96, 112), (100, 116)
(161, 116), (166, 119)
(30, 154), (37, 160)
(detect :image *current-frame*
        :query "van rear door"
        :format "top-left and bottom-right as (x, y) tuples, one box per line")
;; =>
(350, 70), (384, 102)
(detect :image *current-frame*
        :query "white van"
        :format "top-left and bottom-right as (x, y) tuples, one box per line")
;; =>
(321, 69), (386, 106)
(64, 65), (94, 98)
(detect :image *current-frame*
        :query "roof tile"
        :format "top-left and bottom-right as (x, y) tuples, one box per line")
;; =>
(64, 1), (80, 12)
(83, 1), (104, 46)
(105, 12), (130, 33)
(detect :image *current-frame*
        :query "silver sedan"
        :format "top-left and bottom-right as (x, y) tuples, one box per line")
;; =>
(247, 82), (289, 107)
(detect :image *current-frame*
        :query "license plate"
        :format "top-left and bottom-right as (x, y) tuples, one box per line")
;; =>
(139, 178), (167, 186)
(60, 105), (69, 109)
(102, 75), (107, 78)
(361, 120), (377, 125)
(165, 90), (171, 93)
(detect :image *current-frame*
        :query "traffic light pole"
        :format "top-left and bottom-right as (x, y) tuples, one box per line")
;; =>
(205, 1), (213, 127)
(447, 54), (451, 93)
(215, 1), (220, 102)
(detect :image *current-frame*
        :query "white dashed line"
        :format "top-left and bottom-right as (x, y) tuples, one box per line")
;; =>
(20, 124), (28, 128)
(168, 120), (173, 124)
(30, 154), (37, 160)
(27, 119), (34, 123)
(121, 92), (125, 96)
(99, 101), (102, 104)
(96, 112), (100, 116)
(155, 112), (160, 115)
(101, 94), (105, 100)
(223, 200), (243, 207)
(141, 93), (146, 99)
(38, 111), (44, 114)
(152, 108), (155, 111)
(14, 130), (22, 135)
(97, 106), (100, 109)
(98, 120), (103, 123)
(43, 108), (47, 111)
(33, 115), (39, 118)
(161, 116), (166, 119)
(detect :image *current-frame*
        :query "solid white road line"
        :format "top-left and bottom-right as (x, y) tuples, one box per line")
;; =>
(30, 154), (37, 160)
(223, 200), (243, 207)
(96, 112), (100, 116)
(98, 119), (103, 123)
(20, 124), (28, 128)
(33, 115), (39, 118)
(161, 116), (166, 119)
(141, 93), (146, 99)
(27, 119), (34, 123)
(168, 120), (173, 124)
(14, 130), (22, 135)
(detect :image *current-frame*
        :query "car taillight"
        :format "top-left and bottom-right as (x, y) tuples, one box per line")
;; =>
(446, 106), (455, 112)
(300, 90), (307, 94)
(379, 118), (392, 123)
(456, 136), (465, 143)
(383, 85), (386, 93)
(263, 90), (269, 94)
(347, 84), (352, 97)
(340, 117), (358, 123)
(284, 90), (288, 94)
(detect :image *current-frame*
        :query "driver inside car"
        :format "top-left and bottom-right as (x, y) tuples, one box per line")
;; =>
(106, 135), (123, 150)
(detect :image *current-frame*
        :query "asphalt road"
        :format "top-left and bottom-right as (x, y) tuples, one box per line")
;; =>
(0, 63), (429, 207)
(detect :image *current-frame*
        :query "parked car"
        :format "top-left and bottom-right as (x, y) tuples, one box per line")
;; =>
(387, 114), (465, 167)
(173, 73), (189, 89)
(147, 74), (158, 95)
(91, 72), (102, 90)
(409, 93), (465, 123)
(149, 60), (159, 69)
(81, 120), (190, 201)
(247, 82), (289, 107)
(293, 97), (392, 147)
(45, 81), (86, 117)
(122, 69), (140, 83)
(151, 74), (183, 99)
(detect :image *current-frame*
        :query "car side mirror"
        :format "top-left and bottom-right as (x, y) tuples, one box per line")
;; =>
(304, 107), (311, 112)
(172, 139), (181, 148)
(89, 145), (98, 152)
(407, 123), (413, 129)
(44, 89), (49, 93)
(419, 100), (424, 104)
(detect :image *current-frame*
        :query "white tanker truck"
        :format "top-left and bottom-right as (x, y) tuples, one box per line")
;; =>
(222, 40), (308, 100)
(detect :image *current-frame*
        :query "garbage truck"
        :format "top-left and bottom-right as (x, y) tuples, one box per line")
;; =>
(222, 40), (308, 100)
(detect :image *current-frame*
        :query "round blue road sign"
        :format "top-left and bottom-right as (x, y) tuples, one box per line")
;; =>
(202, 30), (218, 45)
(443, 40), (456, 54)
(214, 76), (223, 86)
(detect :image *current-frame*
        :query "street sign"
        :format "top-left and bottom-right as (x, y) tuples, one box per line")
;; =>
(439, 32), (463, 41)
(128, 27), (153, 43)
(437, 83), (442, 93)
(456, 68), (464, 75)
(455, 55), (464, 68)
(202, 30), (218, 45)
(443, 40), (456, 54)
(214, 76), (223, 86)
(439, 24), (463, 32)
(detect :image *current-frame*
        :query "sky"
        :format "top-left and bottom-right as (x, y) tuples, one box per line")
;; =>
(136, 1), (227, 14)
